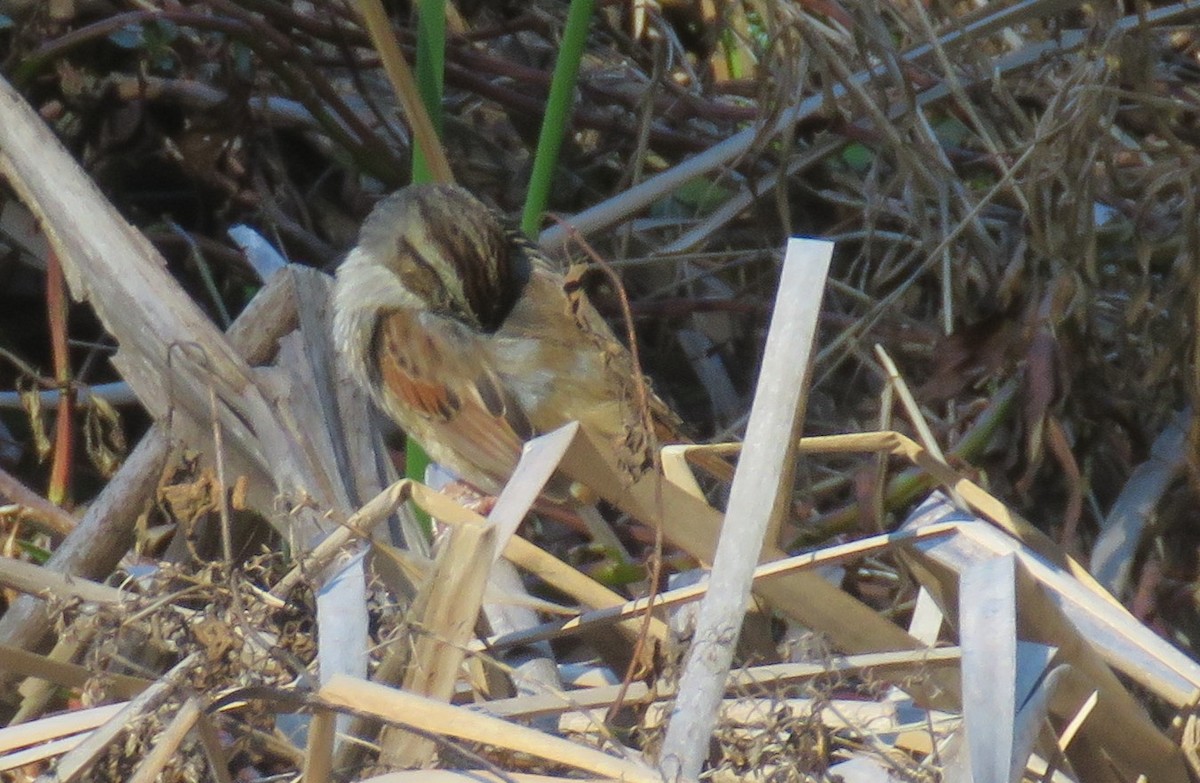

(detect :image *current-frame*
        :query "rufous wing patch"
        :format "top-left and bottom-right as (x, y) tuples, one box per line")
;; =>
(373, 310), (531, 487)
(376, 312), (460, 421)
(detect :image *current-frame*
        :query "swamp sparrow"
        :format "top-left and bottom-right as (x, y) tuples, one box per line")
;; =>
(332, 184), (679, 497)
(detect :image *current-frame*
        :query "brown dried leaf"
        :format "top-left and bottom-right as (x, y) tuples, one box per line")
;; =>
(917, 309), (1021, 403)
(19, 380), (51, 462)
(84, 393), (127, 478)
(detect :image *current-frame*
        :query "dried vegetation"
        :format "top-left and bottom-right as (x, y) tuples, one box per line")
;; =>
(2, 0), (1200, 781)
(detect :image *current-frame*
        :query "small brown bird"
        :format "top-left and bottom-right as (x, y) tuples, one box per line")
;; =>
(333, 184), (677, 498)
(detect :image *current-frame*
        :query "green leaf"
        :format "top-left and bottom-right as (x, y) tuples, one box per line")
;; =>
(17, 539), (52, 564)
(841, 142), (874, 172)
(591, 556), (646, 587)
(673, 176), (733, 211)
(521, 0), (596, 237)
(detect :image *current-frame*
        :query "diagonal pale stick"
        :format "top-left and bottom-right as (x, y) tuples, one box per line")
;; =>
(537, 4), (1200, 257)
(356, 0), (453, 184)
(0, 75), (352, 542)
(0, 77), (387, 722)
(487, 423), (580, 561)
(656, 238), (831, 781)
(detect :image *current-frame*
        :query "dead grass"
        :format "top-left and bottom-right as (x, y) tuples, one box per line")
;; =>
(2, 0), (1200, 781)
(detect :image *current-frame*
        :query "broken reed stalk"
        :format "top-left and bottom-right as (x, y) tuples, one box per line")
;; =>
(658, 238), (832, 781)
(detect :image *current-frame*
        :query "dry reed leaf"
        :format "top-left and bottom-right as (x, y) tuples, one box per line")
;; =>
(0, 644), (147, 700)
(317, 674), (661, 783)
(903, 494), (1193, 781)
(378, 520), (495, 767)
(0, 703), (124, 762)
(959, 554), (1021, 783)
(481, 523), (957, 653)
(356, 774), (617, 782)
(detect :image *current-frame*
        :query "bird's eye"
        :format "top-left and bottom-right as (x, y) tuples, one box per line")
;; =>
(394, 234), (455, 311)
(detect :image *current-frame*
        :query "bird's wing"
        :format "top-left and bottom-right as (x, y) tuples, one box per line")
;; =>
(562, 267), (688, 435)
(556, 263), (741, 484)
(373, 309), (535, 491)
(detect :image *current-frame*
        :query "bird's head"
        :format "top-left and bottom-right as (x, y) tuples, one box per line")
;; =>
(337, 184), (530, 333)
